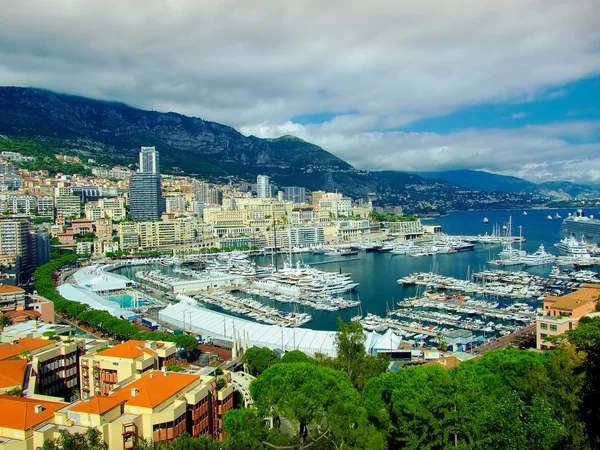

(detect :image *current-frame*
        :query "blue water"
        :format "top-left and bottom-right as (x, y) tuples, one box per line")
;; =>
(104, 293), (135, 309)
(114, 209), (599, 331)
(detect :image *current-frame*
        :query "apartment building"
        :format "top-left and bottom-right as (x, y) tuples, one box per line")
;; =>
(0, 395), (66, 450)
(0, 220), (36, 281)
(287, 227), (325, 249)
(318, 193), (353, 219)
(55, 195), (82, 219)
(30, 339), (80, 400)
(95, 218), (113, 240)
(45, 370), (234, 449)
(79, 340), (177, 399)
(71, 219), (94, 234)
(536, 284), (600, 349)
(36, 195), (55, 217)
(0, 284), (26, 310)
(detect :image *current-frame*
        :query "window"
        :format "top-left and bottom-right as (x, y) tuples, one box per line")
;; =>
(540, 323), (548, 330)
(541, 333), (548, 339)
(550, 325), (558, 332)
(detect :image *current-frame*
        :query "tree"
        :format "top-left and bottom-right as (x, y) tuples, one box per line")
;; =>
(0, 314), (13, 329)
(251, 362), (385, 448)
(565, 316), (600, 448)
(241, 347), (279, 376)
(278, 350), (314, 365)
(334, 318), (365, 384)
(38, 428), (107, 450)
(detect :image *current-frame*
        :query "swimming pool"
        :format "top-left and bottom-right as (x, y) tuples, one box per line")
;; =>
(104, 293), (154, 309)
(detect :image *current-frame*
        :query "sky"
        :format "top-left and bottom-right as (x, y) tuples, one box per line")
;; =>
(1, 1), (600, 183)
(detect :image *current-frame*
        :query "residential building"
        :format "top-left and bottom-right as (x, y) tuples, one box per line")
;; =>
(35, 232), (51, 267)
(47, 370), (234, 449)
(536, 284), (600, 349)
(318, 193), (353, 219)
(139, 146), (160, 174)
(256, 175), (271, 199)
(0, 284), (26, 309)
(95, 218), (113, 240)
(0, 220), (36, 282)
(30, 339), (81, 400)
(36, 195), (55, 217)
(0, 395), (66, 450)
(284, 186), (306, 204)
(287, 227), (325, 249)
(71, 219), (94, 234)
(165, 196), (186, 213)
(208, 188), (223, 206)
(79, 340), (176, 399)
(311, 190), (325, 207)
(6, 195), (36, 214)
(129, 173), (164, 221)
(76, 241), (93, 255)
(55, 195), (82, 219)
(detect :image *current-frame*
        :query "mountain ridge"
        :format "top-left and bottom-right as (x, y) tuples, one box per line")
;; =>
(0, 86), (557, 211)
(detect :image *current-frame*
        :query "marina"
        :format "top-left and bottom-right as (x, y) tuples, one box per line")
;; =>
(103, 209), (600, 336)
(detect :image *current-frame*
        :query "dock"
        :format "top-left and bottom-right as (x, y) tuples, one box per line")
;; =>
(199, 291), (300, 327)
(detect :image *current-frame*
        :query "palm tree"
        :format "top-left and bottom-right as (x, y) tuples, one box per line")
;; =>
(0, 314), (13, 329)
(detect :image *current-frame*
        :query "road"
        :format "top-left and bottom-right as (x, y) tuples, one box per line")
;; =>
(470, 324), (535, 354)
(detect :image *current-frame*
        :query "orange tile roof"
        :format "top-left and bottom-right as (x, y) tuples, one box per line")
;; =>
(111, 371), (198, 409)
(0, 284), (24, 295)
(97, 340), (156, 359)
(69, 396), (126, 415)
(545, 285), (600, 311)
(0, 395), (65, 430)
(423, 356), (463, 370)
(15, 338), (54, 353)
(0, 339), (54, 361)
(0, 359), (27, 389)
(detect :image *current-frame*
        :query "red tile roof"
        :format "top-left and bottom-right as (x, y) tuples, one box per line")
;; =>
(69, 396), (125, 415)
(110, 371), (198, 409)
(96, 340), (156, 359)
(0, 359), (27, 389)
(0, 395), (65, 430)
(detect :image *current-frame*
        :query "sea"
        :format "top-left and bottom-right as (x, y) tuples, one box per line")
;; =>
(114, 209), (600, 332)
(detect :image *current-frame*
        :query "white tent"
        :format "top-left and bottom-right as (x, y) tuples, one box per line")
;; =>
(57, 284), (135, 319)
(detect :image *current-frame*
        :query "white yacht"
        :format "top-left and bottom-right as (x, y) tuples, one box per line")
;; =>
(483, 217), (489, 224)
(554, 237), (591, 258)
(521, 244), (556, 266)
(554, 213), (562, 219)
(523, 211), (528, 215)
(547, 215), (553, 220)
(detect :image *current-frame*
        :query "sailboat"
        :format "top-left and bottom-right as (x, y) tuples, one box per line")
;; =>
(351, 297), (363, 322)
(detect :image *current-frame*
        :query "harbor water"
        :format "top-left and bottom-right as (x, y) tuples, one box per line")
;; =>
(115, 209), (600, 331)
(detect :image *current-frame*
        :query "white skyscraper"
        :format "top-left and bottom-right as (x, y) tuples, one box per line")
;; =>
(139, 146), (160, 174)
(257, 175), (271, 198)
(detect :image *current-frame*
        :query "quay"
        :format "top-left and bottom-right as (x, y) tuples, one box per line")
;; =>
(198, 291), (301, 327)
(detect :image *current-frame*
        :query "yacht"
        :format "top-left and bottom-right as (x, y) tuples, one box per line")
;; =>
(523, 211), (528, 216)
(547, 215), (553, 220)
(483, 217), (489, 224)
(554, 213), (562, 219)
(554, 236), (591, 258)
(521, 244), (556, 266)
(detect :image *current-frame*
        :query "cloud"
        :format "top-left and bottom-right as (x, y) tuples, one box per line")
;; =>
(0, 0), (599, 180)
(509, 112), (528, 119)
(241, 120), (600, 183)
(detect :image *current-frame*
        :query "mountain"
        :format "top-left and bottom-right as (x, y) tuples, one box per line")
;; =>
(0, 87), (356, 186)
(538, 181), (600, 200)
(0, 87), (549, 211)
(417, 170), (538, 193)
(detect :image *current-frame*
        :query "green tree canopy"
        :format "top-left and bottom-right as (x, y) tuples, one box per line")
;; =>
(241, 347), (279, 376)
